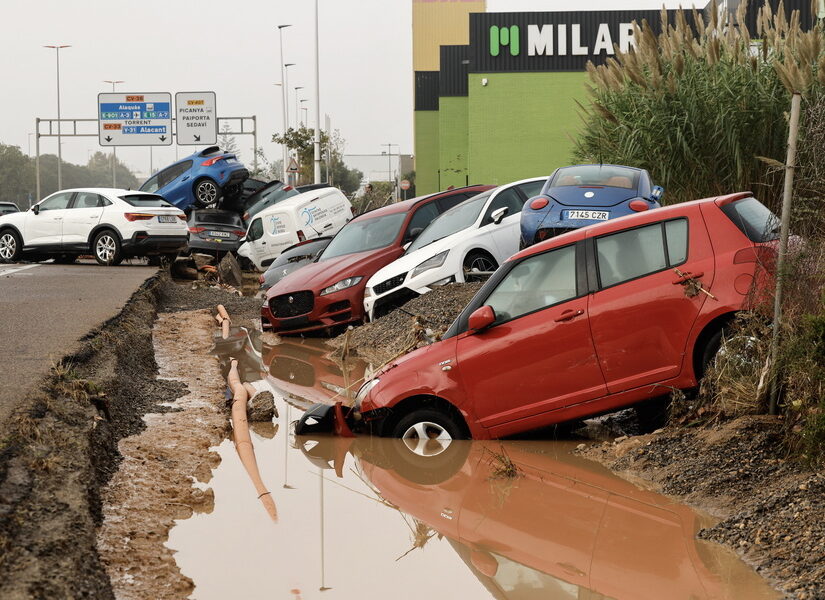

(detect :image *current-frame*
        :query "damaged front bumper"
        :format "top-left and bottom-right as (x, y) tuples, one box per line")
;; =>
(294, 402), (391, 437)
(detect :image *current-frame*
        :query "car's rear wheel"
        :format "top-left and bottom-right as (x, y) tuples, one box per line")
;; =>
(0, 230), (22, 263)
(194, 178), (221, 208)
(463, 251), (497, 282)
(93, 231), (123, 266)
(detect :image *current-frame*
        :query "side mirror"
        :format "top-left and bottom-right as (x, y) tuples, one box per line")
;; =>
(31, 205), (40, 215)
(405, 227), (423, 243)
(468, 305), (496, 333)
(650, 185), (664, 202)
(491, 207), (508, 225)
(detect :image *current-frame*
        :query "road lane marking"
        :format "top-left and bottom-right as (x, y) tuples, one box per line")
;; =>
(0, 264), (40, 277)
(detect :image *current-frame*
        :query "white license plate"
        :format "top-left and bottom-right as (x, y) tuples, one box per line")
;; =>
(209, 231), (231, 238)
(158, 215), (177, 223)
(566, 210), (609, 221)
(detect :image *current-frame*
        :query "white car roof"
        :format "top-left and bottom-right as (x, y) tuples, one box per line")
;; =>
(255, 186), (348, 216)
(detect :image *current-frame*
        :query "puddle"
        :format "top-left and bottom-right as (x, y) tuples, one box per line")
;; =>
(166, 331), (780, 600)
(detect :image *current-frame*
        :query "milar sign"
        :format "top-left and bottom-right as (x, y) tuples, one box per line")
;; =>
(471, 10), (685, 72)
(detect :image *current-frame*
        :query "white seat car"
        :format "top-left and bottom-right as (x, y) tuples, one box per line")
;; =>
(0, 188), (188, 266)
(363, 177), (547, 320)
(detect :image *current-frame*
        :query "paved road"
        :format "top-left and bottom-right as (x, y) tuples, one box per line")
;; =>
(0, 261), (157, 425)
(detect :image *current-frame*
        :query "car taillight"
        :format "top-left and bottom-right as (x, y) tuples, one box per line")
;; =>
(188, 227), (206, 233)
(232, 230), (246, 237)
(537, 230), (549, 241)
(530, 198), (549, 210)
(242, 212), (250, 221)
(629, 200), (649, 212)
(124, 213), (155, 221)
(284, 185), (293, 191)
(297, 230), (306, 242)
(177, 214), (187, 221)
(258, 274), (265, 284)
(201, 156), (224, 167)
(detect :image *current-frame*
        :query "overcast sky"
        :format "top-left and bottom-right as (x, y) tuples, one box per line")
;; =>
(1, 0), (692, 178)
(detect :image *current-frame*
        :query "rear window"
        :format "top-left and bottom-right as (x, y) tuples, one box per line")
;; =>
(720, 197), (779, 243)
(120, 194), (172, 208)
(195, 212), (241, 226)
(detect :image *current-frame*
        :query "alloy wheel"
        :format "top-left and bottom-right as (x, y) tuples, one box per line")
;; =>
(463, 255), (496, 281)
(96, 235), (117, 263)
(196, 181), (218, 205)
(400, 421), (453, 457)
(0, 233), (16, 260)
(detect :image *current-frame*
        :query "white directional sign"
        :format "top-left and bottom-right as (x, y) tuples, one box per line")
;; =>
(175, 91), (217, 145)
(98, 92), (173, 146)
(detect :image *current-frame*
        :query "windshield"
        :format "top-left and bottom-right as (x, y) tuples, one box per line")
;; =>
(551, 165), (640, 189)
(320, 212), (407, 260)
(120, 194), (172, 207)
(247, 186), (298, 217)
(408, 192), (490, 253)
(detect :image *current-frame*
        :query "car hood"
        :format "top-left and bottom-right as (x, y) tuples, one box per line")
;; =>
(267, 246), (402, 296)
(368, 234), (458, 288)
(549, 186), (641, 208)
(0, 211), (26, 227)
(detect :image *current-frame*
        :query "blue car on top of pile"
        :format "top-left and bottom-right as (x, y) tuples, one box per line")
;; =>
(139, 146), (249, 211)
(520, 164), (664, 248)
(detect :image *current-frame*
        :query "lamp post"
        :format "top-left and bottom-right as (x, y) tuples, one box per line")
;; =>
(284, 63), (296, 184)
(294, 86), (304, 128)
(299, 99), (308, 125)
(313, 0), (322, 184)
(103, 80), (124, 187)
(382, 143), (398, 200)
(277, 24), (291, 182)
(44, 44), (70, 190)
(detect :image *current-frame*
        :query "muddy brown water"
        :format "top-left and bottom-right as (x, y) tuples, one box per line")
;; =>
(166, 332), (780, 600)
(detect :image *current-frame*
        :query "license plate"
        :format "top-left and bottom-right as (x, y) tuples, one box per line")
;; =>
(158, 215), (177, 223)
(209, 231), (231, 238)
(565, 210), (609, 221)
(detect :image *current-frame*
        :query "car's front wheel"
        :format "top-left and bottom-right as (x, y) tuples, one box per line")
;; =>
(463, 251), (498, 282)
(93, 230), (123, 266)
(194, 179), (221, 208)
(0, 230), (22, 263)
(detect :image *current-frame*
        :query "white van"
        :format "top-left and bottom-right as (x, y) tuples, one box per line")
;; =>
(238, 187), (353, 270)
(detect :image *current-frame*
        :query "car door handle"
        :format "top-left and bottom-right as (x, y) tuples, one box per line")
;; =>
(672, 271), (704, 284)
(323, 223), (333, 229)
(554, 309), (584, 322)
(181, 176), (190, 182)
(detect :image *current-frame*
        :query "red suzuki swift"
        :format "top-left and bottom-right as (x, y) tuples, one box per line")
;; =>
(261, 185), (493, 335)
(351, 193), (779, 441)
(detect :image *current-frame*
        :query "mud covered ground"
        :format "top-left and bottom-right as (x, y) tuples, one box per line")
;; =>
(0, 275), (261, 599)
(580, 416), (825, 599)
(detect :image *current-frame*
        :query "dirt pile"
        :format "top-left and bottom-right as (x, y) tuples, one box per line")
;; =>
(328, 282), (482, 365)
(580, 416), (825, 599)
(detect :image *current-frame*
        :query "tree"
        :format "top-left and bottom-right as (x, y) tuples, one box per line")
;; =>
(219, 122), (239, 157)
(272, 126), (363, 194)
(0, 144), (34, 206)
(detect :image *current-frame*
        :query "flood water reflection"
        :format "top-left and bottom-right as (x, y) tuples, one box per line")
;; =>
(165, 330), (779, 600)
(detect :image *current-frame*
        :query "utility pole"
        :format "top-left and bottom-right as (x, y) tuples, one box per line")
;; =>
(382, 143), (398, 200)
(44, 44), (70, 190)
(103, 80), (124, 187)
(294, 86), (304, 128)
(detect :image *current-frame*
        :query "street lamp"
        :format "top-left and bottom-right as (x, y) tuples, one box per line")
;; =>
(382, 143), (399, 200)
(313, 0), (322, 184)
(294, 86), (304, 128)
(103, 80), (124, 187)
(277, 24), (292, 181)
(44, 44), (70, 190)
(284, 63), (296, 183)
(299, 99), (308, 126)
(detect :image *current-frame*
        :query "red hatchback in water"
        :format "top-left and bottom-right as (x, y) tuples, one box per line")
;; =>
(353, 193), (779, 441)
(261, 185), (493, 335)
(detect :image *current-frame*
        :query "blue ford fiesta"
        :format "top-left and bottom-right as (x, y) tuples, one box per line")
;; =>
(519, 164), (663, 248)
(139, 146), (249, 211)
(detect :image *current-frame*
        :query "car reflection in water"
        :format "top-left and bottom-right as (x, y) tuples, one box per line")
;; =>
(297, 437), (778, 600)
(263, 339), (369, 409)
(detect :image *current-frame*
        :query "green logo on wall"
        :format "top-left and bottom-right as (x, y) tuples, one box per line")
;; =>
(489, 25), (520, 57)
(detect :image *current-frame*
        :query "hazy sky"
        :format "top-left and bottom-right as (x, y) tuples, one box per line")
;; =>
(1, 0), (691, 178)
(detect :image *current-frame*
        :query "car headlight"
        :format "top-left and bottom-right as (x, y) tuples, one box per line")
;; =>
(355, 378), (380, 409)
(320, 276), (363, 296)
(411, 250), (449, 279)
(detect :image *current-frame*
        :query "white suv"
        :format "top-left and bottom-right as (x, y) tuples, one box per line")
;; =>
(0, 188), (187, 266)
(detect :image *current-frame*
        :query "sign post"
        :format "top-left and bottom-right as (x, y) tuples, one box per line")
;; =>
(175, 91), (217, 145)
(400, 179), (411, 200)
(98, 92), (172, 146)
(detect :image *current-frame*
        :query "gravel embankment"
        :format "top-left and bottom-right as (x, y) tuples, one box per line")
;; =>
(328, 283), (483, 365)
